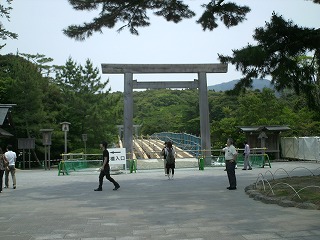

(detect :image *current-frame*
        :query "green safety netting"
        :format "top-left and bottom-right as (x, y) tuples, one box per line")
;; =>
(213, 154), (271, 168)
(58, 159), (102, 175)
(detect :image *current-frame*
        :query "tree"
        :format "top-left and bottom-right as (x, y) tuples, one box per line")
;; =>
(12, 53), (64, 130)
(0, 54), (47, 138)
(18, 53), (56, 77)
(54, 57), (115, 149)
(277, 91), (320, 136)
(63, 0), (250, 41)
(236, 89), (285, 126)
(219, 13), (320, 111)
(63, 1), (319, 41)
(0, 0), (18, 49)
(0, 53), (60, 164)
(132, 89), (201, 135)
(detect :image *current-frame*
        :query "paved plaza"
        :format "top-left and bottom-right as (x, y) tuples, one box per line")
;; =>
(1, 162), (320, 240)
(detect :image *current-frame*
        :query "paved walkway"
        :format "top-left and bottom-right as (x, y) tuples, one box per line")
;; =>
(1, 162), (320, 240)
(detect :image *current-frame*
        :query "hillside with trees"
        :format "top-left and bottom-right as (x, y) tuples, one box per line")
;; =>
(133, 88), (320, 148)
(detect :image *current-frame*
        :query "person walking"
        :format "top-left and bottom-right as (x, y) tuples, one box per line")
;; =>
(222, 138), (238, 190)
(94, 141), (120, 191)
(161, 141), (168, 176)
(4, 144), (17, 189)
(0, 147), (8, 193)
(164, 141), (175, 180)
(242, 141), (252, 170)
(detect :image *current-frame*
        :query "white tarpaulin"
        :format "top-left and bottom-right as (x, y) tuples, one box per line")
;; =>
(281, 137), (320, 161)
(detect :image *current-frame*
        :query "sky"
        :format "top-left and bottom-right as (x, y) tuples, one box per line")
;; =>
(2, 0), (320, 92)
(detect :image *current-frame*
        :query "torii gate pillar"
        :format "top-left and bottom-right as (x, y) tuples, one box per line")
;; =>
(102, 64), (228, 164)
(124, 72), (133, 159)
(198, 71), (211, 160)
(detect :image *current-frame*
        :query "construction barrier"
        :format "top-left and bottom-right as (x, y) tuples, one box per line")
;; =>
(213, 154), (271, 168)
(58, 161), (69, 176)
(198, 157), (204, 170)
(58, 159), (100, 175)
(130, 159), (137, 173)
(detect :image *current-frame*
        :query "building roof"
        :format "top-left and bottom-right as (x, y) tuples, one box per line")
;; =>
(0, 104), (16, 137)
(0, 128), (14, 137)
(238, 125), (291, 132)
(0, 107), (9, 125)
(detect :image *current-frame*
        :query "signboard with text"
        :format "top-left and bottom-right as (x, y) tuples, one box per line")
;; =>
(108, 148), (126, 165)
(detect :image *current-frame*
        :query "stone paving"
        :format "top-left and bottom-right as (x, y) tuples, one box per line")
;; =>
(1, 161), (320, 240)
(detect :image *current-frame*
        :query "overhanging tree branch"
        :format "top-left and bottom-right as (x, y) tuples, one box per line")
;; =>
(63, 0), (251, 40)
(219, 13), (320, 110)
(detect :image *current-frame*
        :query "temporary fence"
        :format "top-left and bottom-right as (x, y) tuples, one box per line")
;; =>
(58, 153), (102, 175)
(57, 147), (270, 175)
(281, 137), (320, 162)
(58, 148), (127, 175)
(211, 153), (271, 168)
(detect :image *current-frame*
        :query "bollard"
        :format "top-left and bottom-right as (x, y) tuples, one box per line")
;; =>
(199, 157), (204, 170)
(130, 159), (137, 173)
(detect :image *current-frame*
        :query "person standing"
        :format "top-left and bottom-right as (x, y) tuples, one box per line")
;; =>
(94, 141), (120, 191)
(0, 147), (8, 193)
(242, 141), (252, 170)
(4, 144), (17, 189)
(161, 141), (168, 176)
(164, 141), (175, 180)
(222, 138), (238, 190)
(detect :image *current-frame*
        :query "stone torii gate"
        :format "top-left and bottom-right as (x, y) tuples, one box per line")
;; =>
(101, 63), (228, 163)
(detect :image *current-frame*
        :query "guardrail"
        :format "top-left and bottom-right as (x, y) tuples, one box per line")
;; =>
(57, 149), (271, 175)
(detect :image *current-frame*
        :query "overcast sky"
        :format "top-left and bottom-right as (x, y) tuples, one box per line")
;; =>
(2, 0), (320, 92)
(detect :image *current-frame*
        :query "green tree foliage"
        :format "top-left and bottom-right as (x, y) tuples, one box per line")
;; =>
(0, 0), (18, 49)
(208, 90), (237, 121)
(148, 87), (320, 148)
(0, 53), (121, 159)
(54, 57), (116, 149)
(127, 88), (320, 148)
(0, 53), (60, 164)
(236, 89), (285, 126)
(211, 113), (238, 149)
(0, 54), (47, 138)
(64, 0), (250, 40)
(219, 13), (320, 111)
(19, 53), (56, 77)
(14, 53), (64, 126)
(133, 89), (200, 135)
(276, 90), (320, 136)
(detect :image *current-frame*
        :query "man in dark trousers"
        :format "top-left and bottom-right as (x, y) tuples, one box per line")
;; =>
(94, 141), (120, 191)
(222, 138), (238, 190)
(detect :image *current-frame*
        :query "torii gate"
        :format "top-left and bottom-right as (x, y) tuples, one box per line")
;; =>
(101, 63), (228, 164)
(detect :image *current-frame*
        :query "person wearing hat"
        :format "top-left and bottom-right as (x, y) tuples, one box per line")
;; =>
(94, 141), (120, 191)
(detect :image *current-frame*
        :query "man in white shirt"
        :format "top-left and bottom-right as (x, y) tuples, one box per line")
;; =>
(5, 144), (17, 189)
(222, 138), (238, 190)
